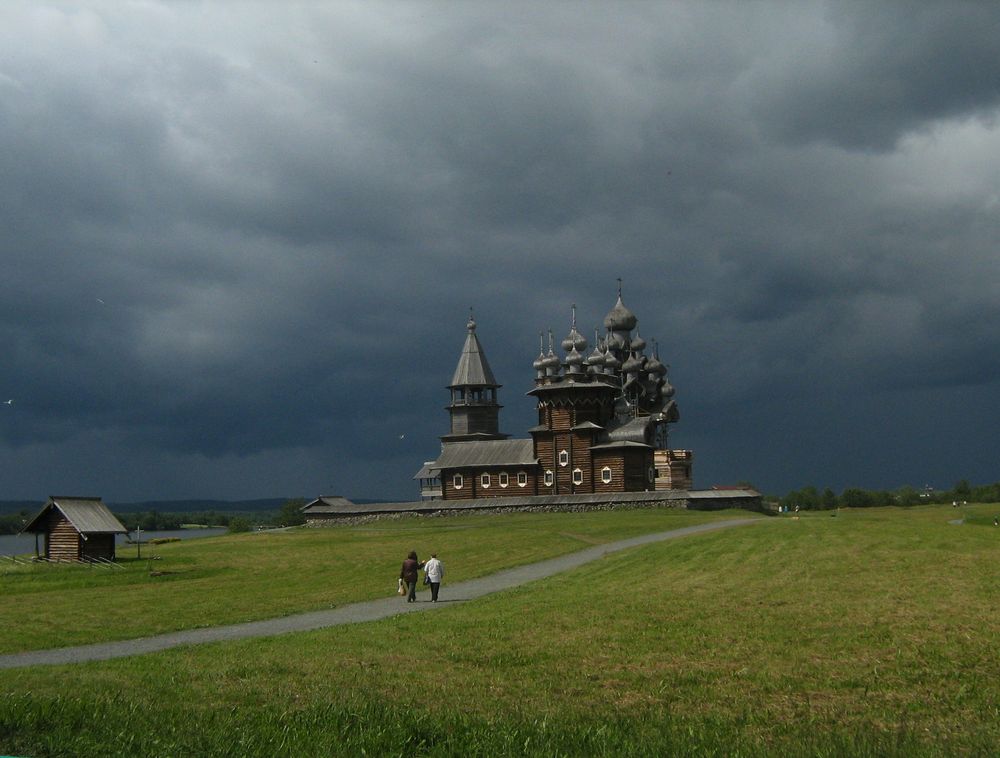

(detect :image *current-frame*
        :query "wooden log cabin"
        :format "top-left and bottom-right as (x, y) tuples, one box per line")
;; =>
(418, 288), (693, 500)
(20, 496), (128, 561)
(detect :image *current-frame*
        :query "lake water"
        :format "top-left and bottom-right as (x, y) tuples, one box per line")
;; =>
(0, 527), (228, 557)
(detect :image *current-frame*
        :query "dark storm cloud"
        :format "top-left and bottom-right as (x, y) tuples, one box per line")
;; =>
(1, 2), (998, 500)
(749, 3), (1000, 150)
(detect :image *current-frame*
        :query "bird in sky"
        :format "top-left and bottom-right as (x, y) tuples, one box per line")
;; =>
(96, 298), (105, 305)
(4, 399), (12, 405)
(399, 434), (405, 439)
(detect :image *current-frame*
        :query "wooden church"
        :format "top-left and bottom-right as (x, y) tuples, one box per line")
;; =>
(417, 289), (693, 500)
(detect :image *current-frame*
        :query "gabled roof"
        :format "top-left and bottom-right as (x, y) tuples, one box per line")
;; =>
(450, 319), (499, 388)
(428, 438), (536, 470)
(21, 497), (127, 535)
(302, 495), (357, 514)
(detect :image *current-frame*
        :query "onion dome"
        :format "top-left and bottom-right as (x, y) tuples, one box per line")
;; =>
(622, 352), (642, 375)
(646, 355), (666, 376)
(607, 331), (626, 351)
(560, 304), (588, 354)
(565, 346), (585, 374)
(630, 330), (646, 353)
(645, 340), (667, 376)
(602, 348), (621, 373)
(603, 292), (637, 332)
(661, 366), (675, 398)
(544, 330), (562, 376)
(533, 333), (546, 374)
(583, 329), (602, 375)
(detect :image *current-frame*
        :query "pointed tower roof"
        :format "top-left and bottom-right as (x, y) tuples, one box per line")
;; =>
(449, 311), (500, 388)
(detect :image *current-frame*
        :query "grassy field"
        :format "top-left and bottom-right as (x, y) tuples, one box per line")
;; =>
(0, 507), (736, 654)
(1, 504), (999, 756)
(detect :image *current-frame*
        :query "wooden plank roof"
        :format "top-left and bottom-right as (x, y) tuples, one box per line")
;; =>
(301, 495), (357, 514)
(428, 439), (536, 470)
(21, 496), (127, 535)
(450, 322), (499, 388)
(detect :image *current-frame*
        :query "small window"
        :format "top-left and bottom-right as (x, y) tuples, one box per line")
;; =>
(601, 467), (612, 484)
(453, 473), (464, 489)
(481, 473), (491, 488)
(648, 466), (656, 483)
(499, 472), (509, 488)
(558, 450), (569, 467)
(572, 468), (583, 486)
(544, 470), (554, 487)
(517, 471), (528, 487)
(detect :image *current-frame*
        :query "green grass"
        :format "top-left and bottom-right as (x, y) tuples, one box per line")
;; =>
(2, 504), (999, 756)
(0, 507), (736, 654)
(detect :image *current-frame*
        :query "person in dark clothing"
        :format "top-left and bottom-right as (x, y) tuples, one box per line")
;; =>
(400, 551), (424, 603)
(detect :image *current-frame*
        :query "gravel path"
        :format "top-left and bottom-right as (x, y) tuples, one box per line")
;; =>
(0, 517), (760, 670)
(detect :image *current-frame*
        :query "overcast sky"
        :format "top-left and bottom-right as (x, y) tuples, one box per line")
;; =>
(2, 2), (998, 502)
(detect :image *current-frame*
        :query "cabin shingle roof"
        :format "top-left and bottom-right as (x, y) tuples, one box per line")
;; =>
(21, 497), (127, 535)
(301, 496), (357, 514)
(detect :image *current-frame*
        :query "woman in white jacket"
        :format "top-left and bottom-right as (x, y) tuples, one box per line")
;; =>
(423, 553), (444, 602)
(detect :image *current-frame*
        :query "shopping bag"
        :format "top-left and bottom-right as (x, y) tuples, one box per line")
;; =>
(397, 578), (406, 596)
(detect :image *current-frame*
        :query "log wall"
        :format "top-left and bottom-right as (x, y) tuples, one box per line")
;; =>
(45, 511), (80, 561)
(442, 468), (537, 500)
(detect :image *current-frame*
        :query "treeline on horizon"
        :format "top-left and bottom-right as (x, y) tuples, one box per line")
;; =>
(771, 479), (1000, 511)
(0, 499), (309, 535)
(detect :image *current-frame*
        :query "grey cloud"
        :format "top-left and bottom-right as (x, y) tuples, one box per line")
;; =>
(748, 3), (1000, 150)
(1, 2), (999, 499)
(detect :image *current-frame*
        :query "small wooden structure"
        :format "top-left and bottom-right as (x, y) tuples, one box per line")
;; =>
(301, 496), (358, 526)
(20, 496), (128, 562)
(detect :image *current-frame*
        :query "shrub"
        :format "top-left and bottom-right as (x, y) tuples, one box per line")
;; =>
(227, 517), (251, 533)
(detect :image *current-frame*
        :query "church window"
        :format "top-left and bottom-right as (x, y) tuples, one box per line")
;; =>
(453, 473), (464, 489)
(499, 472), (509, 488)
(648, 466), (656, 482)
(517, 471), (528, 487)
(572, 468), (583, 486)
(601, 467), (612, 484)
(544, 470), (554, 487)
(481, 473), (491, 488)
(558, 449), (569, 467)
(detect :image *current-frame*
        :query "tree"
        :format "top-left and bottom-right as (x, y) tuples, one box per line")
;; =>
(953, 479), (971, 501)
(278, 498), (307, 527)
(841, 488), (872, 508)
(228, 517), (251, 533)
(140, 511), (159, 531)
(780, 486), (821, 511)
(821, 488), (838, 509)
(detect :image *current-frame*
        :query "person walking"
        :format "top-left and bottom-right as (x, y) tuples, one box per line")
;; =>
(400, 551), (424, 603)
(423, 553), (444, 602)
